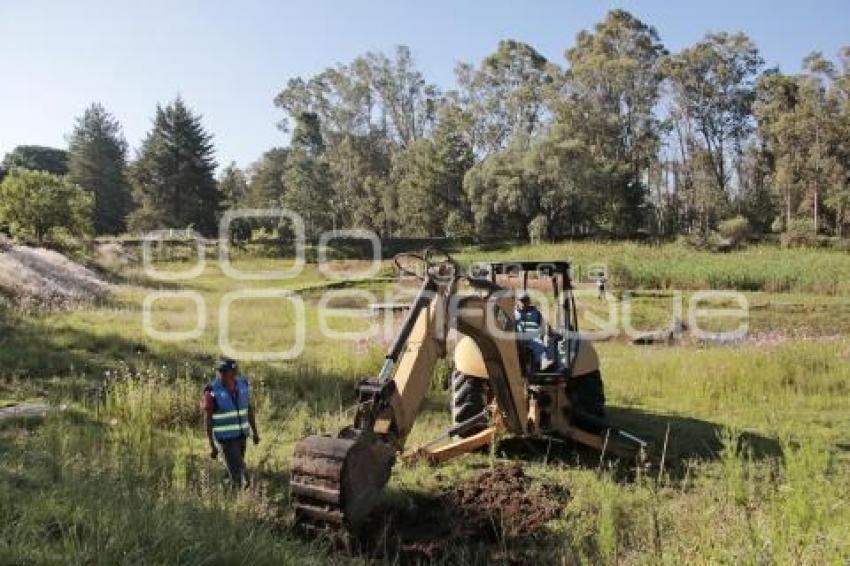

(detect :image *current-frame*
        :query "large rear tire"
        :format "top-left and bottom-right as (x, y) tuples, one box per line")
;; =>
(450, 370), (488, 438)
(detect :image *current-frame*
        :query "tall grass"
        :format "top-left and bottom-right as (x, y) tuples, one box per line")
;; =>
(601, 339), (850, 425)
(3, 339), (848, 564)
(0, 369), (352, 565)
(456, 242), (850, 294)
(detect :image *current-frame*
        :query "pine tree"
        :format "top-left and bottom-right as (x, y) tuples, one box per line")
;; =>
(129, 97), (219, 236)
(67, 103), (132, 235)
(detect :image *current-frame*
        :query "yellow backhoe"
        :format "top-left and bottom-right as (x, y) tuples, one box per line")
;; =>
(291, 251), (646, 532)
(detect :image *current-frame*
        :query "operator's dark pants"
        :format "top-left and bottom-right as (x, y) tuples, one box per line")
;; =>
(218, 437), (247, 487)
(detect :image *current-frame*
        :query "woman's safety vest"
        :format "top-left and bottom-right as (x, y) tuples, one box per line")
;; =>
(210, 377), (250, 442)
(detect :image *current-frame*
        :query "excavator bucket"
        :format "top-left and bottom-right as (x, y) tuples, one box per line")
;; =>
(290, 432), (396, 532)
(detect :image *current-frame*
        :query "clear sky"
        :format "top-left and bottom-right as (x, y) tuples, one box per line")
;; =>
(1, 0), (848, 170)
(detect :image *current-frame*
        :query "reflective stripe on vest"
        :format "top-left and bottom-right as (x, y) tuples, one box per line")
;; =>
(210, 377), (250, 442)
(515, 308), (542, 337)
(211, 409), (249, 421)
(213, 422), (251, 433)
(517, 319), (540, 333)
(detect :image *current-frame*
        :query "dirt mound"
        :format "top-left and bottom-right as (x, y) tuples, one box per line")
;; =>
(445, 464), (568, 540)
(0, 237), (109, 310)
(360, 464), (570, 562)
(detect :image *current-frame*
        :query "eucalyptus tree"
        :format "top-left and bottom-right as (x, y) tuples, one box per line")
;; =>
(455, 39), (558, 157)
(393, 107), (473, 236)
(755, 50), (850, 234)
(218, 162), (249, 210)
(245, 148), (289, 209)
(561, 9), (667, 234)
(665, 32), (763, 232)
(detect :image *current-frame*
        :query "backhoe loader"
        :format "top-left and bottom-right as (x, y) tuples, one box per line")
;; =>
(291, 250), (646, 532)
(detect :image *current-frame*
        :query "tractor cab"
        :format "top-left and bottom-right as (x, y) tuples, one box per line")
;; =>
(470, 260), (581, 379)
(466, 260), (610, 434)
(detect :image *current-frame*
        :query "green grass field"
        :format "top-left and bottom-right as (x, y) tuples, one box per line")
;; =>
(1, 243), (849, 564)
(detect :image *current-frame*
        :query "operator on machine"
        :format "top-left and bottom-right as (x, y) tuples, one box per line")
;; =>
(514, 290), (554, 370)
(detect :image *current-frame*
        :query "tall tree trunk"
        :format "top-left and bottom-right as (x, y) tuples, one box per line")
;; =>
(786, 184), (792, 228)
(813, 184), (819, 235)
(814, 125), (820, 235)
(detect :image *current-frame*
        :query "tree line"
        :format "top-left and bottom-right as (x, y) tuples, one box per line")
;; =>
(2, 9), (848, 246)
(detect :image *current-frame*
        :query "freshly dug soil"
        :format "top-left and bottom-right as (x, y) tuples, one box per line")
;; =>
(444, 463), (569, 540)
(370, 463), (570, 562)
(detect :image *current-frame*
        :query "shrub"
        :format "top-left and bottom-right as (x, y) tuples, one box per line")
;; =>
(833, 238), (850, 251)
(676, 231), (722, 251)
(781, 219), (816, 248)
(718, 216), (752, 247)
(0, 168), (92, 245)
(103, 368), (208, 430)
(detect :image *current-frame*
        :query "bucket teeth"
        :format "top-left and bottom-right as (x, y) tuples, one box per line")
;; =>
(292, 501), (345, 525)
(290, 433), (395, 532)
(290, 480), (341, 505)
(291, 435), (353, 527)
